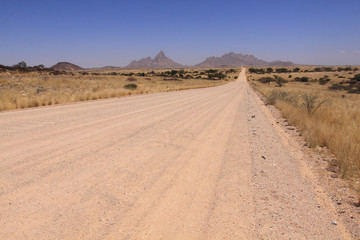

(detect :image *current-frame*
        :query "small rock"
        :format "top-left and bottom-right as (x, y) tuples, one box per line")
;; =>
(331, 174), (338, 178)
(260, 170), (264, 173)
(261, 155), (266, 160)
(251, 114), (256, 118)
(326, 166), (338, 173)
(323, 158), (331, 162)
(336, 199), (342, 205)
(331, 220), (338, 226)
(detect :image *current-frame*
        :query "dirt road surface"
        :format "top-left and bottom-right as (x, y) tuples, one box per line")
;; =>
(0, 69), (352, 239)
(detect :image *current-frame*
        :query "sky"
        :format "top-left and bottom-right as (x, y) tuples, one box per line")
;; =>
(1, 0), (360, 67)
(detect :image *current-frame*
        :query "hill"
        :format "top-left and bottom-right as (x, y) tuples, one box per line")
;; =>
(194, 52), (294, 68)
(125, 51), (183, 69)
(51, 62), (84, 71)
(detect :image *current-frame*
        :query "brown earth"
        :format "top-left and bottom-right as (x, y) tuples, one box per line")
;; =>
(0, 69), (354, 239)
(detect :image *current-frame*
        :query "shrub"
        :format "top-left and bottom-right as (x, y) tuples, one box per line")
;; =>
(126, 77), (137, 82)
(124, 84), (137, 90)
(226, 69), (236, 73)
(276, 68), (289, 73)
(323, 67), (334, 72)
(274, 75), (287, 87)
(208, 72), (226, 80)
(258, 77), (273, 84)
(205, 69), (218, 74)
(319, 75), (331, 85)
(299, 93), (327, 116)
(294, 76), (309, 82)
(329, 83), (349, 91)
(17, 61), (27, 68)
(353, 74), (360, 82)
(265, 90), (294, 105)
(249, 68), (265, 74)
(170, 70), (178, 76)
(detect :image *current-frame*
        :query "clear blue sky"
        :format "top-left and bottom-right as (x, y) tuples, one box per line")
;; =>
(1, 0), (360, 67)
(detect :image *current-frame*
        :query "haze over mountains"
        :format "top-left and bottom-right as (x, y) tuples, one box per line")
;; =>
(125, 51), (183, 69)
(194, 52), (294, 68)
(124, 51), (294, 69)
(51, 51), (295, 70)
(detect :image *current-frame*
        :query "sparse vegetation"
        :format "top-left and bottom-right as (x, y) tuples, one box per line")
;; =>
(248, 66), (360, 191)
(0, 66), (240, 111)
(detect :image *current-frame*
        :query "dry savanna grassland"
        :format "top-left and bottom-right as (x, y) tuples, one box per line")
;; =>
(0, 66), (239, 111)
(248, 66), (360, 192)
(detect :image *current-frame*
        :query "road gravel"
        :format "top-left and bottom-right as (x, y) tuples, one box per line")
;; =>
(0, 69), (351, 239)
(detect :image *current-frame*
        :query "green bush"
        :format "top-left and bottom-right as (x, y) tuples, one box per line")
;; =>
(124, 84), (137, 90)
(275, 68), (289, 73)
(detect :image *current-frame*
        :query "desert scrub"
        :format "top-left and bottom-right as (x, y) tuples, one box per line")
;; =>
(264, 90), (296, 105)
(249, 71), (360, 189)
(0, 67), (239, 111)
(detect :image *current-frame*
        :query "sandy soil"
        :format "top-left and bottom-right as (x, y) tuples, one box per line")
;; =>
(0, 69), (353, 239)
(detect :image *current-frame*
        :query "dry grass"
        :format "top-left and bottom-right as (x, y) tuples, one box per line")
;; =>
(0, 68), (239, 111)
(248, 66), (360, 190)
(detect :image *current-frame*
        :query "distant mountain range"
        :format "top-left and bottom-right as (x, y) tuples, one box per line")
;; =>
(125, 51), (183, 69)
(194, 52), (294, 68)
(51, 51), (295, 71)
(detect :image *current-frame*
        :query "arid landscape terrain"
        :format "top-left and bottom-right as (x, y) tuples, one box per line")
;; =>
(0, 63), (238, 111)
(2, 0), (359, 238)
(1, 68), (360, 239)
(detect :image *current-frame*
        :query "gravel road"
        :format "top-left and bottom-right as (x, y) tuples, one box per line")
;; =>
(0, 69), (351, 239)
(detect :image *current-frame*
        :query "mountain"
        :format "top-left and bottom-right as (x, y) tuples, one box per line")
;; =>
(125, 51), (183, 69)
(51, 62), (84, 71)
(194, 52), (294, 68)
